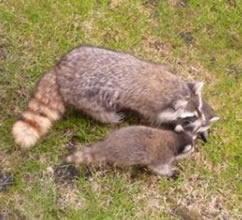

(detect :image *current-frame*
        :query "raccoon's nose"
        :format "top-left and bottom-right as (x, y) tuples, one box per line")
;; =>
(200, 131), (209, 142)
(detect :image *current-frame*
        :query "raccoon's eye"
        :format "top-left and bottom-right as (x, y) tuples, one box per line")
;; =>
(183, 116), (197, 122)
(183, 120), (190, 126)
(179, 116), (197, 126)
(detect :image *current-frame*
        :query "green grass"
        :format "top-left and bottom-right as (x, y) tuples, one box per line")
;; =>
(0, 0), (241, 219)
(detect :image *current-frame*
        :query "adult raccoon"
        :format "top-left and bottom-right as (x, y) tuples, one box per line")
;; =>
(12, 45), (206, 149)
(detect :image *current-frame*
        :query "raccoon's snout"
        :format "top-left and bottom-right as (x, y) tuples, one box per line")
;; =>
(200, 130), (209, 142)
(195, 121), (210, 142)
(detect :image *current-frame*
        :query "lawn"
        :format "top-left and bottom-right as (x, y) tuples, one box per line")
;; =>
(0, 0), (241, 219)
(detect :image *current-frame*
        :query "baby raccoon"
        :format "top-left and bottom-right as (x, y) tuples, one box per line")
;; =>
(66, 126), (195, 178)
(12, 45), (205, 149)
(175, 99), (219, 142)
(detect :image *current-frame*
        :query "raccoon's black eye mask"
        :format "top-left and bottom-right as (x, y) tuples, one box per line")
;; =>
(179, 116), (198, 125)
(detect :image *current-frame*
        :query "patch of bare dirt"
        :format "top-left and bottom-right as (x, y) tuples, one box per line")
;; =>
(143, 36), (173, 59)
(226, 64), (242, 81)
(226, 0), (237, 7)
(168, 0), (188, 8)
(56, 184), (86, 211)
(0, 33), (8, 66)
(0, 172), (14, 192)
(110, 0), (129, 9)
(172, 205), (204, 220)
(0, 32), (9, 115)
(43, 165), (86, 211)
(50, 164), (80, 183)
(179, 32), (195, 45)
(0, 209), (25, 220)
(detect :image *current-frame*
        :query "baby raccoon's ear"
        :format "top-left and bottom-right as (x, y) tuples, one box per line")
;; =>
(196, 125), (211, 133)
(209, 116), (220, 123)
(183, 144), (193, 153)
(188, 81), (204, 96)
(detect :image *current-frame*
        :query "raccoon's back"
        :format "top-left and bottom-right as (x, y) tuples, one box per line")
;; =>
(97, 126), (167, 166)
(55, 46), (188, 108)
(55, 45), (181, 83)
(56, 46), (148, 84)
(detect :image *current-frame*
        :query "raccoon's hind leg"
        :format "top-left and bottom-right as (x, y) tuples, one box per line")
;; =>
(82, 106), (125, 124)
(89, 111), (124, 124)
(149, 163), (175, 178)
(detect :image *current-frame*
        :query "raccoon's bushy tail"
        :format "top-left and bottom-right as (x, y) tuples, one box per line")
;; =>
(66, 147), (103, 165)
(12, 71), (65, 149)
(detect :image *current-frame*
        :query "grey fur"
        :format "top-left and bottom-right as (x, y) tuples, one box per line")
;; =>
(55, 45), (204, 126)
(66, 126), (195, 178)
(13, 45), (207, 149)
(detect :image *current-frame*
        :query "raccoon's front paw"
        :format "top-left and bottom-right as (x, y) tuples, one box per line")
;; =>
(108, 112), (125, 124)
(98, 111), (125, 124)
(169, 170), (179, 181)
(115, 112), (126, 123)
(200, 130), (209, 142)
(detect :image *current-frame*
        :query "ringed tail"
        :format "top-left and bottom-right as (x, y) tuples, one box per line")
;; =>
(66, 149), (93, 165)
(66, 147), (104, 165)
(12, 71), (65, 149)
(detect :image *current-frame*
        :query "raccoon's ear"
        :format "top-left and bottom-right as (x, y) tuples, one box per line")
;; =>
(194, 81), (204, 95)
(209, 116), (219, 123)
(188, 81), (204, 96)
(196, 125), (210, 133)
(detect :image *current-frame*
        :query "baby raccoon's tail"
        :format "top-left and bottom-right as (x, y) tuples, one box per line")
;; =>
(12, 71), (65, 149)
(66, 147), (104, 165)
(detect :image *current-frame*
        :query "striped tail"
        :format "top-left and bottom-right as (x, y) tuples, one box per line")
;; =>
(66, 149), (94, 165)
(12, 71), (65, 149)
